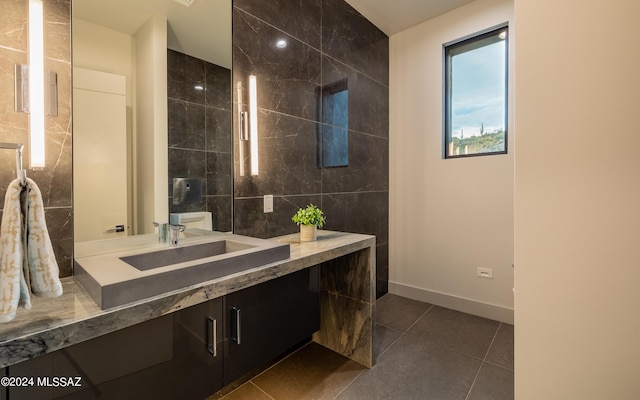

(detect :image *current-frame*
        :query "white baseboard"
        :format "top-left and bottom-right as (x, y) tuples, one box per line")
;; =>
(388, 281), (514, 324)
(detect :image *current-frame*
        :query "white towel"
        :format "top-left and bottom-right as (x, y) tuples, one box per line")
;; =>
(0, 178), (62, 322)
(0, 178), (29, 322)
(24, 178), (62, 298)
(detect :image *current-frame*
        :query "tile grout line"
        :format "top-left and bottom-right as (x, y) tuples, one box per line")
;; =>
(334, 303), (435, 399)
(332, 367), (367, 400)
(483, 359), (514, 372)
(374, 303), (435, 357)
(404, 304), (435, 334)
(234, 7), (389, 88)
(463, 322), (503, 400)
(220, 342), (313, 399)
(248, 381), (277, 400)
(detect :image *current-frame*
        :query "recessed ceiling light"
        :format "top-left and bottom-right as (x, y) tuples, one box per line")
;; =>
(194, 84), (204, 91)
(276, 39), (287, 49)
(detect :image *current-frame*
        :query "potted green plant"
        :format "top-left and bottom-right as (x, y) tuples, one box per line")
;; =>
(291, 204), (326, 242)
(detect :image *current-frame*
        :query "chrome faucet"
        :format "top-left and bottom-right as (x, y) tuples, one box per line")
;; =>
(169, 224), (186, 247)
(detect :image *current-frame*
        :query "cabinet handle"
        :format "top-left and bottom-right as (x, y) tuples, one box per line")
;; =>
(207, 316), (217, 357)
(232, 307), (241, 345)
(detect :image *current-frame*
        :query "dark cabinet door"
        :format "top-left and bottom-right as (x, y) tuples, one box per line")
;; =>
(6, 267), (320, 398)
(224, 266), (320, 384)
(7, 298), (224, 400)
(172, 296), (224, 398)
(8, 315), (176, 400)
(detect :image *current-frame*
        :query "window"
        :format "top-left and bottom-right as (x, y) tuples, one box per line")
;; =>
(444, 25), (508, 158)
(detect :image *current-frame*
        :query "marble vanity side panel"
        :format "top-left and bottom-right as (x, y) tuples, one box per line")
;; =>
(317, 250), (372, 302)
(234, 0), (322, 49)
(313, 246), (376, 367)
(376, 243), (389, 298)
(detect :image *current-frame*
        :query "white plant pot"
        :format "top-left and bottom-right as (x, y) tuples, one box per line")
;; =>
(299, 224), (317, 242)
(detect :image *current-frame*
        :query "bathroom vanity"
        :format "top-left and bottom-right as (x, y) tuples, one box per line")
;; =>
(0, 230), (375, 399)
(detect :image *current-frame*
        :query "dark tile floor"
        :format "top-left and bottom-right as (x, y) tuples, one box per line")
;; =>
(211, 294), (514, 400)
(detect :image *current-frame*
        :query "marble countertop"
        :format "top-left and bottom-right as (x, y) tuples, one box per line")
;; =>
(0, 230), (375, 368)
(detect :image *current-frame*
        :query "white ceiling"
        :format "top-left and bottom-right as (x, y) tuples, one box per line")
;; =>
(72, 0), (232, 69)
(344, 0), (476, 35)
(72, 0), (474, 69)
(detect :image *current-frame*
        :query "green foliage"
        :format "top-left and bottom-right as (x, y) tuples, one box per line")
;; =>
(451, 130), (505, 155)
(291, 204), (326, 227)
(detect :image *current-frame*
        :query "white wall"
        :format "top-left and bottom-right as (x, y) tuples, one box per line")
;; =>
(73, 17), (169, 235)
(72, 19), (136, 236)
(514, 0), (640, 398)
(389, 0), (514, 323)
(134, 16), (168, 234)
(71, 19), (135, 99)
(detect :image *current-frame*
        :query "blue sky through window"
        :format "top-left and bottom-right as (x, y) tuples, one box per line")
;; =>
(450, 39), (506, 139)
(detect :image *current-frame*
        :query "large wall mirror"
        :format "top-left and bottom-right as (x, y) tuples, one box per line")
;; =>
(72, 0), (232, 244)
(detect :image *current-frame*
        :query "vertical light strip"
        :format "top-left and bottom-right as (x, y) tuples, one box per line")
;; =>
(249, 75), (258, 176)
(28, 0), (45, 168)
(236, 81), (245, 177)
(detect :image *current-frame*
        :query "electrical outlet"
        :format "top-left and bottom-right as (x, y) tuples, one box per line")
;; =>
(477, 268), (493, 279)
(264, 195), (273, 213)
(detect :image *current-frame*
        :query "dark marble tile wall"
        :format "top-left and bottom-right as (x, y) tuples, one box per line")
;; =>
(167, 50), (233, 232)
(0, 0), (73, 276)
(233, 0), (389, 297)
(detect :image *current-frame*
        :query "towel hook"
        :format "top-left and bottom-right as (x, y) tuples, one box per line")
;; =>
(0, 142), (27, 186)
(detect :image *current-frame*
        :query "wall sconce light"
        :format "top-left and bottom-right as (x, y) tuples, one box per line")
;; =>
(28, 0), (45, 169)
(237, 81), (247, 177)
(249, 75), (258, 176)
(14, 0), (57, 169)
(237, 75), (259, 177)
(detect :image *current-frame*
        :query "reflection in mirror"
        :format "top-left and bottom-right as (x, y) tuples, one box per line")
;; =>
(71, 0), (232, 244)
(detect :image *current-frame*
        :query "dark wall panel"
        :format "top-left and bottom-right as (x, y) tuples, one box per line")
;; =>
(233, 0), (389, 296)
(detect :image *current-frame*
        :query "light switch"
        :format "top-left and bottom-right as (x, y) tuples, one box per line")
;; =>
(264, 195), (273, 213)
